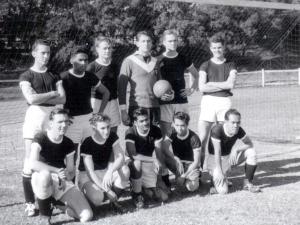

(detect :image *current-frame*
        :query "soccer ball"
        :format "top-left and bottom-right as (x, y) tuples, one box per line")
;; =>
(153, 80), (172, 98)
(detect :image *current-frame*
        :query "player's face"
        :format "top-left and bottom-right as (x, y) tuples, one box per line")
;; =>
(50, 114), (69, 135)
(136, 35), (152, 54)
(71, 53), (88, 73)
(173, 118), (188, 137)
(94, 121), (111, 140)
(225, 114), (241, 136)
(96, 41), (112, 59)
(32, 44), (50, 66)
(210, 42), (224, 59)
(163, 34), (178, 51)
(135, 115), (150, 133)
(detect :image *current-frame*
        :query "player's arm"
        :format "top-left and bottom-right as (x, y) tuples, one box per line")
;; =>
(64, 151), (75, 181)
(95, 82), (110, 113)
(83, 155), (106, 191)
(206, 69), (237, 90)
(182, 148), (201, 179)
(125, 139), (137, 160)
(187, 64), (199, 91)
(211, 137), (225, 186)
(154, 138), (165, 168)
(238, 135), (254, 152)
(198, 71), (223, 93)
(44, 81), (66, 105)
(20, 81), (59, 105)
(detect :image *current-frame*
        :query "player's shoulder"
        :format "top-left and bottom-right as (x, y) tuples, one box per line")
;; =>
(125, 126), (136, 136)
(33, 131), (47, 142)
(109, 131), (119, 141)
(59, 70), (70, 79)
(189, 129), (200, 140)
(150, 124), (161, 133)
(82, 136), (93, 145)
(86, 61), (96, 72)
(63, 135), (75, 146)
(211, 124), (223, 134)
(19, 69), (34, 81)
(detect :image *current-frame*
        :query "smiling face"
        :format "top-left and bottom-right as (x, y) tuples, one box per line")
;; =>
(136, 34), (152, 54)
(94, 120), (111, 140)
(135, 115), (150, 134)
(225, 114), (241, 136)
(163, 33), (178, 52)
(95, 41), (112, 60)
(173, 118), (188, 137)
(210, 42), (225, 59)
(49, 113), (69, 136)
(32, 44), (50, 67)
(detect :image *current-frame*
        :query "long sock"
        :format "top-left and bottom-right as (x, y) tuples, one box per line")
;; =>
(112, 186), (124, 198)
(245, 164), (257, 182)
(162, 175), (171, 188)
(22, 174), (35, 203)
(37, 197), (52, 216)
(131, 178), (142, 193)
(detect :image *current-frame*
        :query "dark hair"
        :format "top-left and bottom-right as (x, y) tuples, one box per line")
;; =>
(162, 29), (178, 41)
(49, 108), (69, 121)
(32, 39), (50, 51)
(224, 109), (241, 120)
(136, 31), (152, 42)
(209, 34), (225, 46)
(70, 46), (89, 58)
(89, 113), (111, 126)
(173, 111), (190, 125)
(133, 108), (149, 121)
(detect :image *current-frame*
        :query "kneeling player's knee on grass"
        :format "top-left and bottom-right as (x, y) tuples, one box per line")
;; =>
(89, 192), (105, 206)
(121, 165), (130, 180)
(246, 148), (257, 165)
(186, 180), (199, 192)
(79, 209), (93, 223)
(37, 171), (52, 188)
(216, 184), (228, 195)
(130, 160), (142, 178)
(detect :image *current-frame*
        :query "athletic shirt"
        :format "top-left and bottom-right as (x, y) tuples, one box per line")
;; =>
(60, 71), (100, 116)
(33, 132), (75, 168)
(158, 53), (192, 104)
(19, 69), (60, 107)
(200, 59), (236, 97)
(119, 52), (160, 108)
(166, 128), (201, 162)
(125, 125), (163, 157)
(208, 124), (246, 156)
(79, 132), (119, 171)
(86, 61), (119, 101)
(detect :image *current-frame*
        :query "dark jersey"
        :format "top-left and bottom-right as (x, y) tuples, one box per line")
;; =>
(158, 53), (192, 104)
(200, 60), (236, 97)
(79, 132), (119, 171)
(19, 69), (60, 107)
(33, 132), (75, 168)
(60, 71), (100, 116)
(166, 128), (201, 162)
(86, 61), (119, 100)
(208, 124), (246, 156)
(125, 125), (163, 157)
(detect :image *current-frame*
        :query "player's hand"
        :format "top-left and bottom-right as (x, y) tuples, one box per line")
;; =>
(161, 90), (174, 101)
(57, 168), (67, 180)
(102, 170), (113, 191)
(180, 88), (194, 98)
(121, 110), (130, 126)
(229, 149), (238, 166)
(213, 169), (225, 187)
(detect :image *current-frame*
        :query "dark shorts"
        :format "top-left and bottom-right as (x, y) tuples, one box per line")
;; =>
(128, 106), (160, 127)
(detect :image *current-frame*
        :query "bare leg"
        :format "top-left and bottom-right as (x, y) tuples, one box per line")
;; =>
(198, 120), (214, 169)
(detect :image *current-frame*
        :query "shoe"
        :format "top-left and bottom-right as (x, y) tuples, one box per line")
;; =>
(132, 193), (144, 210)
(38, 215), (52, 225)
(227, 180), (233, 187)
(243, 180), (261, 193)
(110, 201), (128, 214)
(25, 203), (36, 217)
(209, 186), (218, 195)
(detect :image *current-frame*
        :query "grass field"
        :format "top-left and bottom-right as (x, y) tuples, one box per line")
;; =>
(0, 85), (300, 225)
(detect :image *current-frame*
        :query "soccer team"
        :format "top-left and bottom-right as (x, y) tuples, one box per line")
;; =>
(19, 30), (260, 223)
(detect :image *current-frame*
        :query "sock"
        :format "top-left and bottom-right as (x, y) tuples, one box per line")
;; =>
(22, 174), (35, 204)
(131, 178), (142, 193)
(162, 175), (171, 187)
(37, 197), (53, 216)
(245, 164), (257, 182)
(112, 186), (124, 198)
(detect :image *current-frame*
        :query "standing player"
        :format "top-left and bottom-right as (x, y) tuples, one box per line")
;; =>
(29, 108), (93, 223)
(163, 112), (201, 192)
(60, 48), (110, 146)
(207, 109), (260, 194)
(198, 34), (237, 169)
(78, 113), (130, 212)
(158, 30), (199, 136)
(118, 31), (163, 127)
(19, 39), (66, 216)
(125, 108), (167, 209)
(87, 36), (121, 133)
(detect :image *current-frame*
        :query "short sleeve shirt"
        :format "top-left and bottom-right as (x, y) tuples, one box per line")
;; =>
(33, 132), (75, 168)
(79, 132), (119, 171)
(208, 124), (246, 156)
(125, 125), (163, 157)
(166, 129), (201, 162)
(19, 69), (60, 106)
(158, 53), (192, 104)
(200, 60), (236, 97)
(86, 61), (119, 100)
(60, 71), (100, 116)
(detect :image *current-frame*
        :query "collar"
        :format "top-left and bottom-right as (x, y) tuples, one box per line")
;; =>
(176, 129), (190, 140)
(134, 50), (151, 57)
(223, 124), (235, 137)
(68, 69), (85, 78)
(95, 58), (111, 66)
(136, 125), (150, 137)
(47, 131), (63, 144)
(92, 134), (107, 145)
(211, 58), (226, 65)
(163, 52), (178, 58)
(30, 67), (47, 73)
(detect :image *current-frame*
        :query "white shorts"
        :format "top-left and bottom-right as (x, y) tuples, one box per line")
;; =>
(78, 168), (128, 190)
(160, 103), (189, 123)
(199, 95), (232, 122)
(31, 172), (75, 200)
(23, 105), (55, 139)
(141, 161), (158, 188)
(65, 113), (93, 144)
(174, 157), (200, 182)
(91, 98), (121, 127)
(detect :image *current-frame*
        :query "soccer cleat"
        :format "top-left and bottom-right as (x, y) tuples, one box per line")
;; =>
(25, 203), (36, 217)
(209, 186), (218, 195)
(110, 201), (128, 214)
(132, 193), (144, 210)
(227, 180), (233, 187)
(243, 180), (261, 193)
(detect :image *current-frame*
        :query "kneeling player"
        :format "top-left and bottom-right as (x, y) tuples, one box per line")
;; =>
(207, 109), (260, 194)
(78, 113), (130, 212)
(125, 108), (167, 209)
(163, 112), (201, 192)
(29, 108), (93, 223)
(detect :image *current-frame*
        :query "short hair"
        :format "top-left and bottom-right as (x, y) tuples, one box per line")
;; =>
(162, 29), (178, 41)
(133, 108), (149, 121)
(49, 108), (69, 121)
(89, 113), (111, 126)
(136, 31), (152, 42)
(94, 35), (112, 48)
(70, 46), (89, 58)
(209, 34), (225, 46)
(224, 109), (241, 120)
(32, 39), (50, 51)
(173, 111), (190, 125)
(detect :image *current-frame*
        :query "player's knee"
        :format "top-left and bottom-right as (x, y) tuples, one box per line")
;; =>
(89, 191), (105, 206)
(216, 184), (228, 195)
(79, 209), (93, 223)
(121, 165), (130, 180)
(38, 170), (52, 187)
(246, 148), (257, 165)
(186, 180), (199, 192)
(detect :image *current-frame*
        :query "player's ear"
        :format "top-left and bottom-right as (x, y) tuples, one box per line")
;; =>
(31, 49), (36, 58)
